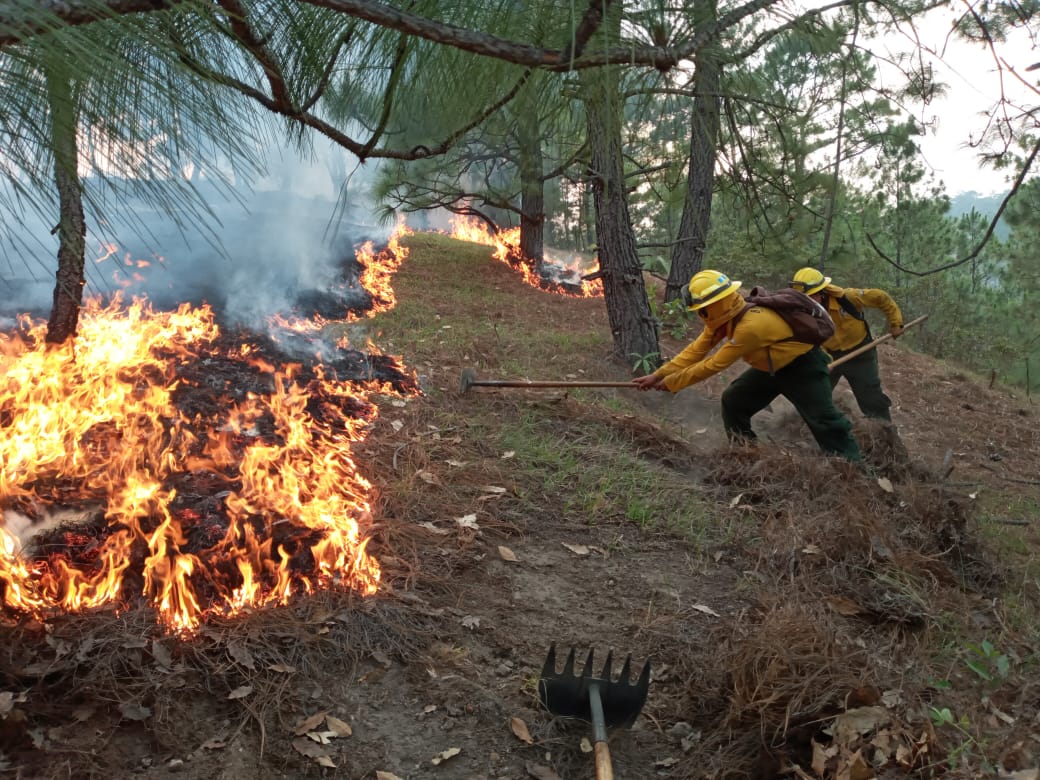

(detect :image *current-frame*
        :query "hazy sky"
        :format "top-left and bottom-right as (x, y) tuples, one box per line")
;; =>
(866, 6), (1038, 195)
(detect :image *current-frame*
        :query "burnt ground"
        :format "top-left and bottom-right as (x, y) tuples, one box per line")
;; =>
(3, 232), (1040, 779)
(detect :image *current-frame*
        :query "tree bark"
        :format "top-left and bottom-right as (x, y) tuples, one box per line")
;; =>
(667, 0), (721, 303)
(516, 92), (545, 269)
(45, 63), (87, 345)
(583, 5), (659, 368)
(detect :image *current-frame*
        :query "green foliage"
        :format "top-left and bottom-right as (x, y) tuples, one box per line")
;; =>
(630, 351), (660, 374)
(928, 706), (982, 771)
(963, 639), (1011, 684)
(659, 298), (693, 339)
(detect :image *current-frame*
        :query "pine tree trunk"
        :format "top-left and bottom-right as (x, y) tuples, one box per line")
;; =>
(44, 64), (86, 345)
(582, 9), (659, 368)
(517, 99), (545, 270)
(667, 0), (721, 303)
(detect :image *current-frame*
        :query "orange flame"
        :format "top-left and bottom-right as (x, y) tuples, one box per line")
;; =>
(1, 234), (412, 633)
(446, 215), (603, 298)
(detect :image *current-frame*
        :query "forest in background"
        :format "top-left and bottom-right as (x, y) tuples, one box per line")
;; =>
(2, 0), (1038, 389)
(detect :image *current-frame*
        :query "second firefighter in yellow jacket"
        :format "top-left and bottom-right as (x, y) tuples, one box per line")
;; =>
(790, 267), (903, 423)
(632, 270), (862, 462)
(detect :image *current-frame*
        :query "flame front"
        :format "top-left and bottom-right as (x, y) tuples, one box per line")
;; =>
(446, 215), (603, 298)
(0, 232), (414, 633)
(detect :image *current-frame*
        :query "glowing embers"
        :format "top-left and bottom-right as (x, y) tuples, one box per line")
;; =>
(0, 297), (414, 634)
(446, 215), (603, 298)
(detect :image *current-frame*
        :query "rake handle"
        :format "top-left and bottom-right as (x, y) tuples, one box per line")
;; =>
(589, 683), (614, 780)
(594, 743), (614, 780)
(827, 314), (928, 371)
(468, 380), (634, 389)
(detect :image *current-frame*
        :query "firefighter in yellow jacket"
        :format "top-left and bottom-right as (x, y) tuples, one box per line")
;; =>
(790, 267), (904, 423)
(632, 270), (862, 462)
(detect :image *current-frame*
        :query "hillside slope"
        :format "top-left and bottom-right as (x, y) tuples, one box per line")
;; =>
(3, 232), (1038, 780)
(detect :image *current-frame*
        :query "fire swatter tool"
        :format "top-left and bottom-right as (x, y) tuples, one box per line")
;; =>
(538, 644), (651, 780)
(459, 367), (635, 394)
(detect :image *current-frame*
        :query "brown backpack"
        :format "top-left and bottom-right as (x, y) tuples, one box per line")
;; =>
(733, 286), (836, 345)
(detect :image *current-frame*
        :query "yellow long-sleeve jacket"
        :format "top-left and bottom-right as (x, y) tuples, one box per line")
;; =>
(821, 284), (903, 353)
(652, 294), (814, 393)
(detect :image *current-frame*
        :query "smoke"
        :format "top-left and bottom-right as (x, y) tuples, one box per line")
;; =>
(0, 141), (389, 331)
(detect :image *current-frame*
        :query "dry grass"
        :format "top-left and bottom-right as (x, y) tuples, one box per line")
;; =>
(3, 233), (1040, 778)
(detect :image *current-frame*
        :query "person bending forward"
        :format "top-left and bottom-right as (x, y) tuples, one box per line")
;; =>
(633, 270), (862, 463)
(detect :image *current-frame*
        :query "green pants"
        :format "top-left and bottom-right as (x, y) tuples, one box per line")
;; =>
(721, 348), (862, 462)
(829, 347), (892, 422)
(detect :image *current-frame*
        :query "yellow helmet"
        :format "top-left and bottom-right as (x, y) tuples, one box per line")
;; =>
(790, 266), (831, 296)
(682, 270), (742, 311)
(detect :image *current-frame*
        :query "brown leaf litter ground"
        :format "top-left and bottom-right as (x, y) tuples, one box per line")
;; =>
(3, 232), (1040, 779)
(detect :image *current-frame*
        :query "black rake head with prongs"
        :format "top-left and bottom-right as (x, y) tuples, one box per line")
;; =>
(538, 644), (650, 729)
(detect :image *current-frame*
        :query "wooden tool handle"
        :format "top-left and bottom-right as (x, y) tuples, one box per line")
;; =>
(827, 314), (929, 371)
(471, 380), (634, 389)
(594, 741), (614, 780)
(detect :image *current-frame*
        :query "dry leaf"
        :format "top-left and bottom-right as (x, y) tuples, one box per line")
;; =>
(692, 604), (720, 617)
(562, 543), (589, 556)
(416, 470), (440, 484)
(419, 522), (450, 535)
(306, 730), (338, 744)
(876, 476), (894, 493)
(498, 545), (518, 562)
(390, 420), (404, 432)
(315, 756), (336, 768)
(226, 686), (253, 700)
(654, 757), (680, 768)
(840, 748), (874, 780)
(881, 689), (902, 707)
(501, 451), (515, 459)
(579, 737), (593, 753)
(431, 746), (461, 765)
(729, 493), (744, 508)
(510, 717), (534, 744)
(268, 663), (296, 674)
(375, 773), (405, 780)
(199, 738), (226, 750)
(293, 711), (329, 735)
(811, 739), (838, 775)
(0, 692), (26, 717)
(455, 514), (479, 530)
(325, 715), (352, 737)
(227, 642), (256, 670)
(829, 706), (890, 744)
(151, 640), (172, 669)
(481, 485), (507, 493)
(461, 615), (481, 630)
(291, 736), (331, 759)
